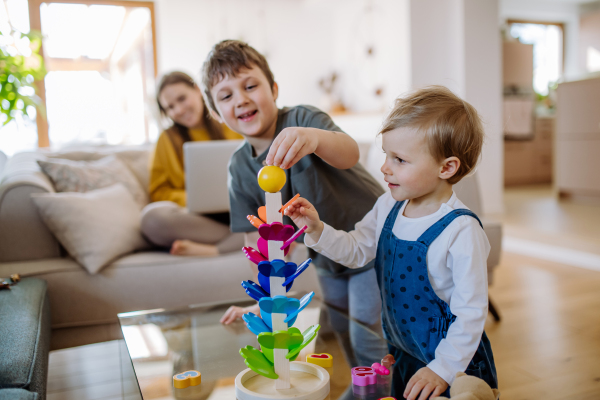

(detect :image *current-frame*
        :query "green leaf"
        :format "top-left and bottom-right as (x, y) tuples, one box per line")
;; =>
(286, 324), (321, 360)
(239, 345), (278, 379)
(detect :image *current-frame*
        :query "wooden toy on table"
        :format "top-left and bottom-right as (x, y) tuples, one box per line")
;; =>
(235, 166), (330, 400)
(173, 370), (201, 388)
(306, 353), (333, 368)
(351, 366), (377, 386)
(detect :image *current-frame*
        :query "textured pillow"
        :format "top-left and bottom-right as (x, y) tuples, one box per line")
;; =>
(37, 155), (148, 207)
(114, 149), (152, 190)
(31, 184), (150, 274)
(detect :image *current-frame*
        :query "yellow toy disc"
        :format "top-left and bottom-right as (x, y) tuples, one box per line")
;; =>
(257, 166), (286, 193)
(173, 370), (201, 388)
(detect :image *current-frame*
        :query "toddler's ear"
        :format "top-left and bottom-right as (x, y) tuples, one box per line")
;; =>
(439, 156), (460, 180)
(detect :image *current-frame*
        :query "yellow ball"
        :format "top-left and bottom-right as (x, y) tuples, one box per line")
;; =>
(257, 166), (286, 193)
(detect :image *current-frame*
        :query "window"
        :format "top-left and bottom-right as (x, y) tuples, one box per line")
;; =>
(31, 0), (157, 148)
(507, 21), (563, 96)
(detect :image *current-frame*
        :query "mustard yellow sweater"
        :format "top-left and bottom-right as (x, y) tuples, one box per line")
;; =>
(149, 126), (242, 206)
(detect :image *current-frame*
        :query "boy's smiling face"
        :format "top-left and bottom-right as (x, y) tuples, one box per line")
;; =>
(210, 66), (279, 140)
(381, 127), (446, 202)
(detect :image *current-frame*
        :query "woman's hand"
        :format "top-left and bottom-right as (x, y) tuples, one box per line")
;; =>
(265, 127), (319, 169)
(283, 197), (324, 242)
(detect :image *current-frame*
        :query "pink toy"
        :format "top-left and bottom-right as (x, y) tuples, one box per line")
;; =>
(280, 226), (307, 250)
(258, 222), (295, 242)
(257, 238), (290, 259)
(351, 367), (377, 386)
(242, 247), (268, 265)
(371, 362), (390, 376)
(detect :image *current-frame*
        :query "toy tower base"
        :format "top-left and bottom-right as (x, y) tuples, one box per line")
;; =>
(235, 362), (330, 400)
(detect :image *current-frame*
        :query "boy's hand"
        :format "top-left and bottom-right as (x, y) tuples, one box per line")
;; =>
(266, 127), (319, 169)
(404, 367), (448, 400)
(283, 197), (324, 242)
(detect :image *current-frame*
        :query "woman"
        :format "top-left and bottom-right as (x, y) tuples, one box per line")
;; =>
(141, 71), (243, 256)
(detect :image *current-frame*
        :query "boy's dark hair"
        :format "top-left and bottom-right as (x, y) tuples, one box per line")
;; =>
(201, 40), (275, 114)
(380, 85), (484, 184)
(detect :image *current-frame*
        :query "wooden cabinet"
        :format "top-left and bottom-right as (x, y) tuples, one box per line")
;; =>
(504, 117), (554, 186)
(555, 77), (600, 198)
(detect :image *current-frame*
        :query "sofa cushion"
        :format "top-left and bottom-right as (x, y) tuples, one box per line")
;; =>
(37, 155), (148, 208)
(31, 184), (150, 274)
(0, 389), (38, 400)
(0, 278), (51, 399)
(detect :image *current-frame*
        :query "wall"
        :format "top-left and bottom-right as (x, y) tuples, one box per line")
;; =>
(152, 0), (502, 214)
(499, 0), (582, 79)
(579, 8), (600, 73)
(410, 0), (504, 215)
(152, 0), (410, 115)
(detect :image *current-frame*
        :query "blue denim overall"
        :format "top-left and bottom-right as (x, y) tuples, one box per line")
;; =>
(375, 201), (498, 397)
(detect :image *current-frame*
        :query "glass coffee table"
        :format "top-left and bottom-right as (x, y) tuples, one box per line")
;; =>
(118, 294), (393, 400)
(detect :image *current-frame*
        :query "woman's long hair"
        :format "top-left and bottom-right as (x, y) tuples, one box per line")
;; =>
(157, 71), (224, 148)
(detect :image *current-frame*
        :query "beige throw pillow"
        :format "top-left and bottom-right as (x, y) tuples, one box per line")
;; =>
(31, 184), (150, 274)
(37, 155), (148, 208)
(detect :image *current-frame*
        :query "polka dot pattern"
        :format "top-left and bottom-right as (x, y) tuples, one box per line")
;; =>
(374, 200), (487, 368)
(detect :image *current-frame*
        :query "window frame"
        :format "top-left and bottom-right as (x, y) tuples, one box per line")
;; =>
(506, 19), (566, 75)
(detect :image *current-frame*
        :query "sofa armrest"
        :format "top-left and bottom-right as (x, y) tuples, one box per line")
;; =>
(0, 152), (61, 262)
(482, 220), (502, 285)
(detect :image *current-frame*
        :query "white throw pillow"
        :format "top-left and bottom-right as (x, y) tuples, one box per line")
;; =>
(31, 184), (150, 274)
(37, 155), (148, 208)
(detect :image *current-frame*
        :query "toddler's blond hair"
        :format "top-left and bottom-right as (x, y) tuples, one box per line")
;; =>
(381, 86), (484, 184)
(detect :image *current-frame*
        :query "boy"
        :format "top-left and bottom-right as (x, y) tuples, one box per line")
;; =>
(202, 40), (388, 368)
(284, 86), (498, 399)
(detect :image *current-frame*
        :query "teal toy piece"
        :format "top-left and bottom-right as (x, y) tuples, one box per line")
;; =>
(239, 345), (278, 379)
(282, 258), (312, 287)
(242, 312), (271, 335)
(283, 291), (314, 323)
(259, 296), (301, 328)
(286, 324), (321, 360)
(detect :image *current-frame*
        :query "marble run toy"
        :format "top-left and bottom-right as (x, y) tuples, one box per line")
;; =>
(235, 166), (329, 400)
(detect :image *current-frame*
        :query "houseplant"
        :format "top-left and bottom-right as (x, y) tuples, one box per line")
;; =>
(0, 28), (46, 125)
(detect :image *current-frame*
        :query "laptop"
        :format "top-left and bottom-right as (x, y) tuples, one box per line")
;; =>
(184, 140), (244, 214)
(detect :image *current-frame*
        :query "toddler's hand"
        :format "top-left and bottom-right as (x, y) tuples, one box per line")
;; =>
(283, 197), (323, 241)
(266, 127), (319, 169)
(404, 367), (448, 400)
(220, 303), (260, 325)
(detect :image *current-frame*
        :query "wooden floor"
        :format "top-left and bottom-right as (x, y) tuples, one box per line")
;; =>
(47, 340), (141, 400)
(47, 185), (600, 399)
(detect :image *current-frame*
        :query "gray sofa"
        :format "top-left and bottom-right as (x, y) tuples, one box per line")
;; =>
(0, 146), (321, 351)
(0, 278), (51, 400)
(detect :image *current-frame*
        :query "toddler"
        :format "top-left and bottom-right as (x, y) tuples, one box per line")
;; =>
(285, 86), (498, 399)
